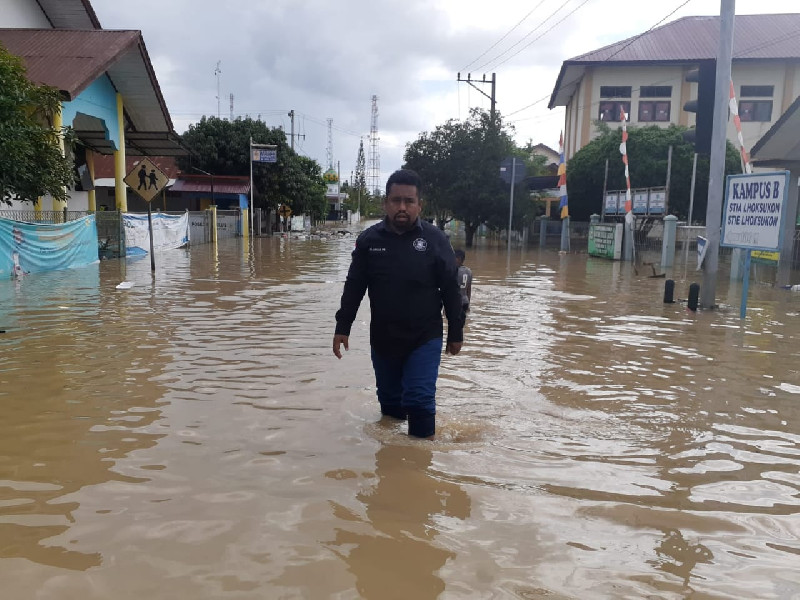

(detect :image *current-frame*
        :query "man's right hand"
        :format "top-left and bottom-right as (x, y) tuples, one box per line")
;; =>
(333, 334), (349, 359)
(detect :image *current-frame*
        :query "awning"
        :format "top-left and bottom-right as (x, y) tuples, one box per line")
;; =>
(80, 130), (192, 157)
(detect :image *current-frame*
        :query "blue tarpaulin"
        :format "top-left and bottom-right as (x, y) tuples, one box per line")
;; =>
(0, 215), (99, 278)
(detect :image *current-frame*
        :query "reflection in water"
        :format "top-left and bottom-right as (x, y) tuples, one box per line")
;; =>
(653, 529), (713, 586)
(0, 263), (168, 573)
(326, 442), (470, 599)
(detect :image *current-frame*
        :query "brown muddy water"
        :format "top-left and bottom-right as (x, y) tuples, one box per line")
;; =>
(0, 230), (798, 599)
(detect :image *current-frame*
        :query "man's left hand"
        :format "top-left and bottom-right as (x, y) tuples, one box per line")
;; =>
(445, 342), (462, 355)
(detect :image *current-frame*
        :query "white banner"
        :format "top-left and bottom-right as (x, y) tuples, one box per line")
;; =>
(123, 212), (190, 255)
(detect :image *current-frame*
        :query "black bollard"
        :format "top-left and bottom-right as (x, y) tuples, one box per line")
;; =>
(664, 279), (675, 304)
(687, 283), (700, 311)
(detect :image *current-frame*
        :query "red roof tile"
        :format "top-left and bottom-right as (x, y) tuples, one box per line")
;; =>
(171, 176), (251, 195)
(0, 29), (141, 99)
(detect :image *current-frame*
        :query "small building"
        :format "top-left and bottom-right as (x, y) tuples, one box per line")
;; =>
(324, 168), (347, 220)
(1, 0), (187, 212)
(530, 143), (560, 174)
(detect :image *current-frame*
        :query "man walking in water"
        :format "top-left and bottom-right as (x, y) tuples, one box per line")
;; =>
(333, 169), (464, 439)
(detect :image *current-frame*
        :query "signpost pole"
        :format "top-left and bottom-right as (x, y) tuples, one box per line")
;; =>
(601, 159), (609, 222)
(685, 152), (698, 266)
(507, 157), (516, 254)
(249, 137), (254, 237)
(740, 250), (751, 319)
(147, 201), (155, 272)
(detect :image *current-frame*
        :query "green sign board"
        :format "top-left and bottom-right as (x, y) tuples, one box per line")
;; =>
(588, 223), (623, 259)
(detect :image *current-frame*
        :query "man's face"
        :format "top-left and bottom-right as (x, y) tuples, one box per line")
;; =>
(384, 184), (422, 232)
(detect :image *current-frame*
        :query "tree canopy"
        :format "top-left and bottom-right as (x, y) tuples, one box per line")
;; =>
(177, 117), (326, 220)
(567, 123), (741, 222)
(0, 44), (75, 205)
(403, 109), (537, 246)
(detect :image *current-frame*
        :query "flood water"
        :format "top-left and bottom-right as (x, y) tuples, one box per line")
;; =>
(1, 229), (799, 599)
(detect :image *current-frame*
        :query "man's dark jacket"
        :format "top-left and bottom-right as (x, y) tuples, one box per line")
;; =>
(335, 218), (464, 358)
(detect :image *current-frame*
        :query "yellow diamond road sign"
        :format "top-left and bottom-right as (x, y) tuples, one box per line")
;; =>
(124, 158), (170, 203)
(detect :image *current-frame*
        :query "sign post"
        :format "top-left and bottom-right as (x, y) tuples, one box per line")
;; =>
(278, 204), (292, 231)
(124, 158), (170, 272)
(499, 157), (526, 254)
(720, 171), (789, 318)
(250, 139), (278, 236)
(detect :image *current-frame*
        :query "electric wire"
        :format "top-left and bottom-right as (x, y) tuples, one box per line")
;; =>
(460, 0), (548, 72)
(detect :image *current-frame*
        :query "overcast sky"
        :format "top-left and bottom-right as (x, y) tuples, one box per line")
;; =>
(92, 0), (799, 190)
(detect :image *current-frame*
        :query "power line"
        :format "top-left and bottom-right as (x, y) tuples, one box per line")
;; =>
(601, 0), (692, 63)
(483, 0), (593, 71)
(504, 0), (693, 119)
(460, 0), (548, 72)
(474, 0), (581, 72)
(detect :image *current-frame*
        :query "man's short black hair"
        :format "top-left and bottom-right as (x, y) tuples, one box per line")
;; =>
(385, 169), (422, 198)
(454, 249), (466, 261)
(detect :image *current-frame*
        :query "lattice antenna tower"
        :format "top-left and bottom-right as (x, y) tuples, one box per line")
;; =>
(229, 93), (234, 121)
(214, 61), (222, 119)
(326, 118), (334, 170)
(368, 95), (381, 197)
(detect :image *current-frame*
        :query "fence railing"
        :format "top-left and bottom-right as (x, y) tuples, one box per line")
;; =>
(0, 210), (88, 223)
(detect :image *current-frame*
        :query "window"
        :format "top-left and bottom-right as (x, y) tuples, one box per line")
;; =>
(599, 101), (631, 122)
(600, 86), (632, 98)
(738, 85), (773, 122)
(638, 101), (671, 122)
(739, 100), (773, 122)
(640, 86), (672, 98)
(740, 85), (773, 97)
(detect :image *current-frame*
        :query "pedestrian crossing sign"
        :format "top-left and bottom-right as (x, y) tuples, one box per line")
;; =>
(124, 158), (170, 203)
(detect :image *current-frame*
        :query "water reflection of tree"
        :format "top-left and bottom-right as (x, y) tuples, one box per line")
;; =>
(327, 444), (471, 599)
(652, 528), (713, 587)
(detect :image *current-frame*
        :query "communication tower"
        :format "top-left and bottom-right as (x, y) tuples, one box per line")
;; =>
(368, 95), (381, 196)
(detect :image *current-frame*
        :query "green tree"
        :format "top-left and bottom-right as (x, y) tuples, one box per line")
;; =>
(177, 116), (325, 215)
(0, 44), (75, 205)
(404, 109), (529, 246)
(567, 123), (741, 222)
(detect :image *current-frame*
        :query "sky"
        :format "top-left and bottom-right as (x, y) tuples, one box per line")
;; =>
(91, 0), (799, 191)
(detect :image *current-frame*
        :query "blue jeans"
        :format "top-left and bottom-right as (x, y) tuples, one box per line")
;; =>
(370, 338), (442, 438)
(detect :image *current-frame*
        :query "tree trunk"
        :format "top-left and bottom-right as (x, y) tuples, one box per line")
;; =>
(465, 222), (477, 247)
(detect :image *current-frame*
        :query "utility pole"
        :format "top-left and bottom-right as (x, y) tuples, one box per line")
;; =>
(285, 110), (304, 151)
(456, 72), (496, 122)
(701, 0), (735, 309)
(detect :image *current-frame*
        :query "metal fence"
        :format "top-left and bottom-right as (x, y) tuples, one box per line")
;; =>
(0, 210), (88, 223)
(95, 211), (125, 259)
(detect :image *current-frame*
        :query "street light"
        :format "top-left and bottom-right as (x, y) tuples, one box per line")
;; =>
(191, 166), (215, 206)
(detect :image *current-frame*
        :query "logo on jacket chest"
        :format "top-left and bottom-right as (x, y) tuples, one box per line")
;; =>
(412, 238), (428, 252)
